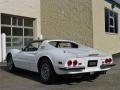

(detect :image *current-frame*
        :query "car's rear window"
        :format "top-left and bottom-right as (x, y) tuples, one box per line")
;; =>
(49, 41), (79, 48)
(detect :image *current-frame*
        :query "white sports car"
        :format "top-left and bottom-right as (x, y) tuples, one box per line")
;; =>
(6, 40), (115, 83)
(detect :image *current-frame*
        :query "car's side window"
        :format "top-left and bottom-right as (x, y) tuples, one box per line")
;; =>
(23, 41), (42, 51)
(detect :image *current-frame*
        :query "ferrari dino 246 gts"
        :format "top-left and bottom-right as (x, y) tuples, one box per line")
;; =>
(6, 40), (115, 83)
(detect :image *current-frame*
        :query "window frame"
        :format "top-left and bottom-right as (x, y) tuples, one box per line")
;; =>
(1, 14), (34, 49)
(105, 8), (118, 34)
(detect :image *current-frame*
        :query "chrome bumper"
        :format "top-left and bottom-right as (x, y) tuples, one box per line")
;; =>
(100, 64), (116, 69)
(59, 64), (116, 72)
(59, 66), (85, 71)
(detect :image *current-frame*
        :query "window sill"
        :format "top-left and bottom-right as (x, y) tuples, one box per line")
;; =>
(105, 32), (118, 35)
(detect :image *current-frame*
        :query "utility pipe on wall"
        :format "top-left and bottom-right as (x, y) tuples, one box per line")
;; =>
(1, 33), (6, 62)
(0, 34), (1, 62)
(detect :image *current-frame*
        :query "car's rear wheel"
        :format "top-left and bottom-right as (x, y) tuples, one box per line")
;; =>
(6, 54), (16, 72)
(39, 58), (56, 84)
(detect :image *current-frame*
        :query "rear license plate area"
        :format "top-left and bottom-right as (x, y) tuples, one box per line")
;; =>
(88, 60), (98, 67)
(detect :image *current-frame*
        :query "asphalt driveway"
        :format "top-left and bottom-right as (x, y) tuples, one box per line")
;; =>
(0, 55), (120, 90)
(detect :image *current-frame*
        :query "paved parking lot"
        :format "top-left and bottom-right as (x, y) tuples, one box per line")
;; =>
(0, 55), (120, 90)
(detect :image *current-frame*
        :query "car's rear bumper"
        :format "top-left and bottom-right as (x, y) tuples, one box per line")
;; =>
(55, 64), (115, 75)
(59, 64), (115, 71)
(100, 64), (116, 69)
(59, 66), (85, 71)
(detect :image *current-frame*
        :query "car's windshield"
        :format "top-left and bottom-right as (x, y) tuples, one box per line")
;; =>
(49, 41), (79, 48)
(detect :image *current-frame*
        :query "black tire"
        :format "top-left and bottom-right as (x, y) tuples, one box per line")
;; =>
(6, 54), (16, 72)
(39, 58), (56, 84)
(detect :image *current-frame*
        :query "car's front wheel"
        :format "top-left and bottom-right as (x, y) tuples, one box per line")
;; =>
(39, 58), (56, 84)
(6, 54), (16, 72)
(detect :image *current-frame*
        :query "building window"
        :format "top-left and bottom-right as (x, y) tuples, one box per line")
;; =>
(1, 14), (34, 49)
(105, 8), (118, 33)
(1, 27), (11, 36)
(1, 14), (11, 25)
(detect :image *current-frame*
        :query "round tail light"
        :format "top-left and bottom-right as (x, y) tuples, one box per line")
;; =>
(73, 60), (78, 66)
(105, 58), (112, 64)
(67, 60), (72, 66)
(108, 58), (112, 63)
(105, 59), (109, 63)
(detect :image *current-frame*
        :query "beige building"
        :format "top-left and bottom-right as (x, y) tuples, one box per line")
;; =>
(41, 0), (120, 54)
(0, 0), (120, 54)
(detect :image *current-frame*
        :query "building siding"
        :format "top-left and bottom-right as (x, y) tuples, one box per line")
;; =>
(92, 0), (120, 54)
(41, 0), (93, 47)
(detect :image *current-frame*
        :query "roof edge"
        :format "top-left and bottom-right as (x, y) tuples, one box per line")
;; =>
(105, 0), (120, 8)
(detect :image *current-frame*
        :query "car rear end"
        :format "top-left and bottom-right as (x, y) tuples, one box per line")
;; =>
(57, 56), (115, 75)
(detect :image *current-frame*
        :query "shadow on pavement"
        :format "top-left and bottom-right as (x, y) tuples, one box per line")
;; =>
(0, 64), (99, 85)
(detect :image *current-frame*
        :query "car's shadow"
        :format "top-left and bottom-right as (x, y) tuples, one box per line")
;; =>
(0, 65), (99, 85)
